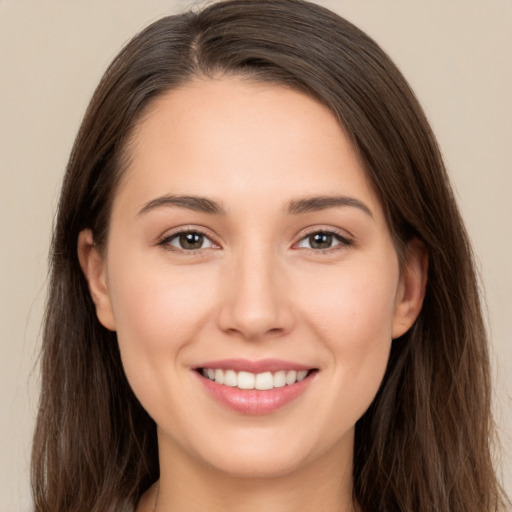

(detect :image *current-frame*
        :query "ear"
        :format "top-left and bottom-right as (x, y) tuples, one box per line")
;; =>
(392, 238), (428, 339)
(77, 229), (116, 331)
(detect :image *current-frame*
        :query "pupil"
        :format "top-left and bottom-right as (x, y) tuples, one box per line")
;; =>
(310, 232), (332, 249)
(180, 232), (203, 250)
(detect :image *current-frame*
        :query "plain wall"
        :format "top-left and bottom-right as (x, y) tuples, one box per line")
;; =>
(1, 0), (510, 509)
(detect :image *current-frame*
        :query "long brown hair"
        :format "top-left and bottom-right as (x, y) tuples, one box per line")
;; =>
(31, 1), (509, 510)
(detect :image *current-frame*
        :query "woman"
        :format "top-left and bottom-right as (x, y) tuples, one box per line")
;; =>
(31, 0), (510, 511)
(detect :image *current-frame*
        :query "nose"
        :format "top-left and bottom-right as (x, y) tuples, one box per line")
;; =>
(216, 246), (295, 341)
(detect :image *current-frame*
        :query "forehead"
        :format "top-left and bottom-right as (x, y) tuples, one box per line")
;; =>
(116, 77), (381, 218)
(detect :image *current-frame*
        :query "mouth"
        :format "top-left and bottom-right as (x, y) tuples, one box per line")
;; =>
(196, 367), (314, 390)
(193, 360), (318, 415)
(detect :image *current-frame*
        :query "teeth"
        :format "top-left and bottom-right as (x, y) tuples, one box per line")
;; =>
(273, 370), (286, 388)
(224, 370), (237, 387)
(201, 368), (311, 389)
(285, 370), (297, 385)
(255, 371), (273, 390)
(214, 369), (224, 385)
(237, 371), (255, 390)
(297, 370), (308, 382)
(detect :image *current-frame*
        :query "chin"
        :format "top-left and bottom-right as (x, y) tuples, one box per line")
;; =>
(180, 422), (353, 481)
(200, 447), (310, 479)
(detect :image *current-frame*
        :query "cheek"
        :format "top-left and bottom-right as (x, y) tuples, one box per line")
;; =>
(297, 260), (398, 412)
(299, 260), (398, 347)
(109, 257), (215, 347)
(105, 255), (217, 404)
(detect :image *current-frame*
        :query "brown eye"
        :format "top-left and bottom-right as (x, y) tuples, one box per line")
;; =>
(308, 232), (334, 249)
(179, 232), (204, 250)
(296, 230), (351, 251)
(165, 231), (214, 251)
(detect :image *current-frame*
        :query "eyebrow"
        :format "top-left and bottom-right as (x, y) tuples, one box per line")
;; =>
(137, 194), (373, 218)
(137, 195), (227, 216)
(287, 195), (373, 217)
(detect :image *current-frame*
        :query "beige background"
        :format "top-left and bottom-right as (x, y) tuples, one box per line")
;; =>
(1, 0), (511, 509)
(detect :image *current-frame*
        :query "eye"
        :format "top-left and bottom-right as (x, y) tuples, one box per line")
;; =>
(161, 230), (216, 251)
(296, 230), (351, 251)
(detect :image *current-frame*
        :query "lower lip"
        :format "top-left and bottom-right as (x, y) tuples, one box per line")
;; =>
(195, 371), (316, 415)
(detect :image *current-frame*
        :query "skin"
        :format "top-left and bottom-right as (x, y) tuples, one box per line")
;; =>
(79, 77), (427, 512)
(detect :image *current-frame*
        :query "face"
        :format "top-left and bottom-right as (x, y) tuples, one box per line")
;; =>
(79, 78), (425, 480)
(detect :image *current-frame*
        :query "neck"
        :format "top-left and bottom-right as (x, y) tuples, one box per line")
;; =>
(149, 429), (356, 512)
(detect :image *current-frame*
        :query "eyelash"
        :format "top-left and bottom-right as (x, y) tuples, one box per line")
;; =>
(158, 227), (353, 255)
(295, 227), (353, 253)
(158, 228), (217, 254)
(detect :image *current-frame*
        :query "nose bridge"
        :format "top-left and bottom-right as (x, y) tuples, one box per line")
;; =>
(217, 238), (293, 340)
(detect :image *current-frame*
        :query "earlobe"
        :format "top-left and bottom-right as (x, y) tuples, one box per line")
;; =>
(392, 238), (428, 339)
(77, 229), (116, 331)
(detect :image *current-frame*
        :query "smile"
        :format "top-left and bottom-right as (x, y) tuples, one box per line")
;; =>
(194, 360), (318, 415)
(199, 368), (310, 390)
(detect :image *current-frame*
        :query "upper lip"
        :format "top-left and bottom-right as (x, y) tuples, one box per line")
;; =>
(194, 358), (315, 373)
